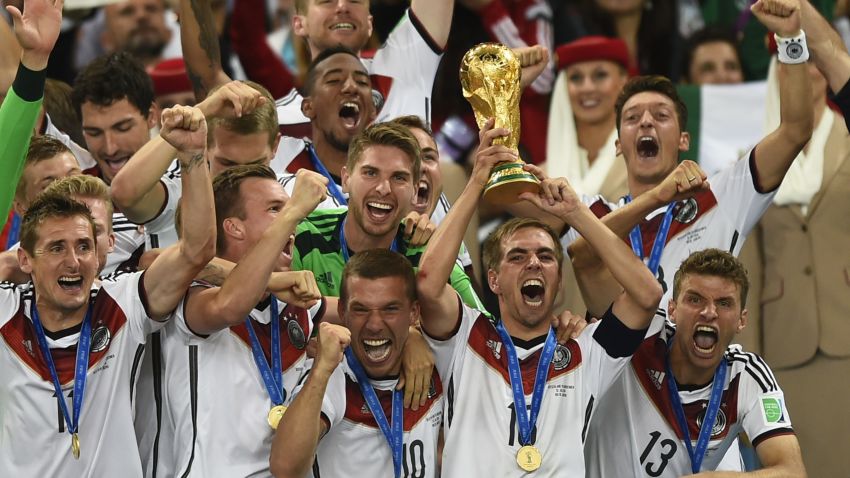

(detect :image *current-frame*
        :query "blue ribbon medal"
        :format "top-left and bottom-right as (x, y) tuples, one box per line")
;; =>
(30, 299), (93, 460)
(307, 143), (347, 205)
(495, 321), (557, 472)
(665, 345), (728, 473)
(344, 348), (404, 477)
(624, 196), (677, 276)
(338, 216), (399, 263)
(244, 298), (288, 429)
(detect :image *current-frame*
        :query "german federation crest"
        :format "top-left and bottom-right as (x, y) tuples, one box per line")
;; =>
(286, 317), (307, 350)
(696, 407), (727, 438)
(552, 344), (571, 371)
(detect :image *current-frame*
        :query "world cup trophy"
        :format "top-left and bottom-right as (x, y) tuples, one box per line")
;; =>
(460, 43), (540, 204)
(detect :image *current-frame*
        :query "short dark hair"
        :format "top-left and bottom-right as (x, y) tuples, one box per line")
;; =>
(340, 249), (416, 307)
(682, 27), (741, 82)
(347, 122), (421, 183)
(615, 75), (688, 132)
(207, 81), (278, 148)
(44, 79), (84, 146)
(301, 46), (364, 96)
(72, 52), (155, 119)
(212, 164), (278, 252)
(16, 136), (74, 201)
(482, 218), (564, 273)
(672, 249), (750, 306)
(390, 115), (432, 136)
(20, 192), (95, 255)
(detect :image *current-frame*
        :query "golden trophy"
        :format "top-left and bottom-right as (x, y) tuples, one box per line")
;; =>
(460, 43), (540, 204)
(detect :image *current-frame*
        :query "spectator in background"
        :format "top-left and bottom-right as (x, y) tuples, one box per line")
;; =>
(102, 0), (174, 66)
(149, 57), (196, 110)
(568, 0), (682, 80)
(682, 26), (745, 85)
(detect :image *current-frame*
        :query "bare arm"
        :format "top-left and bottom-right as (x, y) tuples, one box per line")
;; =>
(270, 323), (350, 478)
(417, 120), (516, 339)
(687, 435), (806, 477)
(142, 106), (216, 320)
(801, 0), (850, 92)
(750, 0), (814, 192)
(410, 0), (454, 49)
(521, 181), (662, 330)
(184, 170), (327, 335)
(110, 136), (174, 224)
(179, 0), (231, 100)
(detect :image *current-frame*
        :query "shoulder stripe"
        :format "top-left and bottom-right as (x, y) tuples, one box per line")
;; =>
(727, 351), (778, 393)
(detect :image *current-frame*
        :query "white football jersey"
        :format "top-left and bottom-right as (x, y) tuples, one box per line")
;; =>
(273, 8), (443, 170)
(424, 301), (657, 477)
(585, 320), (795, 477)
(305, 360), (444, 478)
(106, 211), (146, 275)
(0, 271), (162, 476)
(153, 290), (325, 477)
(563, 151), (774, 307)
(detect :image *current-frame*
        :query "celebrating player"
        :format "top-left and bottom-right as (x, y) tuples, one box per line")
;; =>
(585, 249), (806, 477)
(0, 103), (216, 474)
(271, 249), (444, 478)
(413, 119), (663, 475)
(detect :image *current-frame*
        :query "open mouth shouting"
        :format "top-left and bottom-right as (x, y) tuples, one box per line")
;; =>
(330, 22), (355, 32)
(362, 338), (393, 363)
(365, 200), (394, 222)
(636, 136), (660, 159)
(520, 279), (545, 308)
(411, 179), (431, 214)
(339, 101), (361, 131)
(692, 325), (719, 356)
(57, 275), (84, 293)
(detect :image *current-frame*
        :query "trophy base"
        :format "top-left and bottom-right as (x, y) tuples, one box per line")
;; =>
(483, 162), (541, 204)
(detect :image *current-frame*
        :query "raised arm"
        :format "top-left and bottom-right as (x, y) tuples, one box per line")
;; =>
(410, 0), (454, 49)
(801, 0), (850, 93)
(184, 170), (328, 335)
(111, 81), (267, 224)
(270, 322), (350, 478)
(179, 0), (231, 100)
(142, 105), (216, 319)
(521, 180), (663, 330)
(750, 0), (815, 191)
(0, 0), (62, 227)
(417, 119), (515, 339)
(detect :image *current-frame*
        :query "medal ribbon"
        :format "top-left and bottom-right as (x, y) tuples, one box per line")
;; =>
(306, 142), (347, 205)
(344, 348), (403, 478)
(30, 299), (93, 443)
(495, 321), (557, 446)
(339, 216), (399, 263)
(624, 196), (677, 276)
(665, 347), (728, 473)
(244, 298), (285, 406)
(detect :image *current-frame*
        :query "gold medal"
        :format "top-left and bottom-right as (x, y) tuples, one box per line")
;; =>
(71, 433), (81, 460)
(516, 445), (541, 472)
(267, 405), (287, 430)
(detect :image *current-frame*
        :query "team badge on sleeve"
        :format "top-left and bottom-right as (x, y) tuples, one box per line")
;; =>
(760, 394), (789, 426)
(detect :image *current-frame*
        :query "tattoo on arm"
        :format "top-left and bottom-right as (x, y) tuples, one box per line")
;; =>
(188, 0), (223, 100)
(180, 153), (206, 173)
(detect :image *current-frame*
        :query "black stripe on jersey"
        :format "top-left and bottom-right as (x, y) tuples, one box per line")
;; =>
(729, 230), (740, 253)
(0, 281), (19, 290)
(150, 234), (160, 249)
(129, 343), (144, 400)
(151, 333), (164, 477)
(752, 427), (795, 448)
(581, 395), (595, 443)
(180, 345), (200, 478)
(112, 226), (140, 233)
(727, 351), (778, 393)
(447, 375), (455, 427)
(276, 88), (299, 107)
(312, 454), (322, 478)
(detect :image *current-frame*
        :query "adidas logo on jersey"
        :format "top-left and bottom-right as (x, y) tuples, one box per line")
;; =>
(486, 339), (502, 360)
(647, 369), (665, 390)
(316, 272), (335, 289)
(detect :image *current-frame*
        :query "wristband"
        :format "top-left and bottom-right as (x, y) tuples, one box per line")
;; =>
(774, 30), (810, 64)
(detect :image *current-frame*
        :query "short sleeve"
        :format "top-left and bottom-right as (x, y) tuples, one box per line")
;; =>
(708, 150), (775, 239)
(100, 271), (167, 344)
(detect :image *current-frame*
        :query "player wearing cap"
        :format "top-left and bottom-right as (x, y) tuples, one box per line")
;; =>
(413, 119), (663, 476)
(0, 103), (216, 475)
(584, 249), (806, 477)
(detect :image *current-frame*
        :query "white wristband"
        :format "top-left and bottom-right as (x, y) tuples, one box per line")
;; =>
(774, 30), (810, 64)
